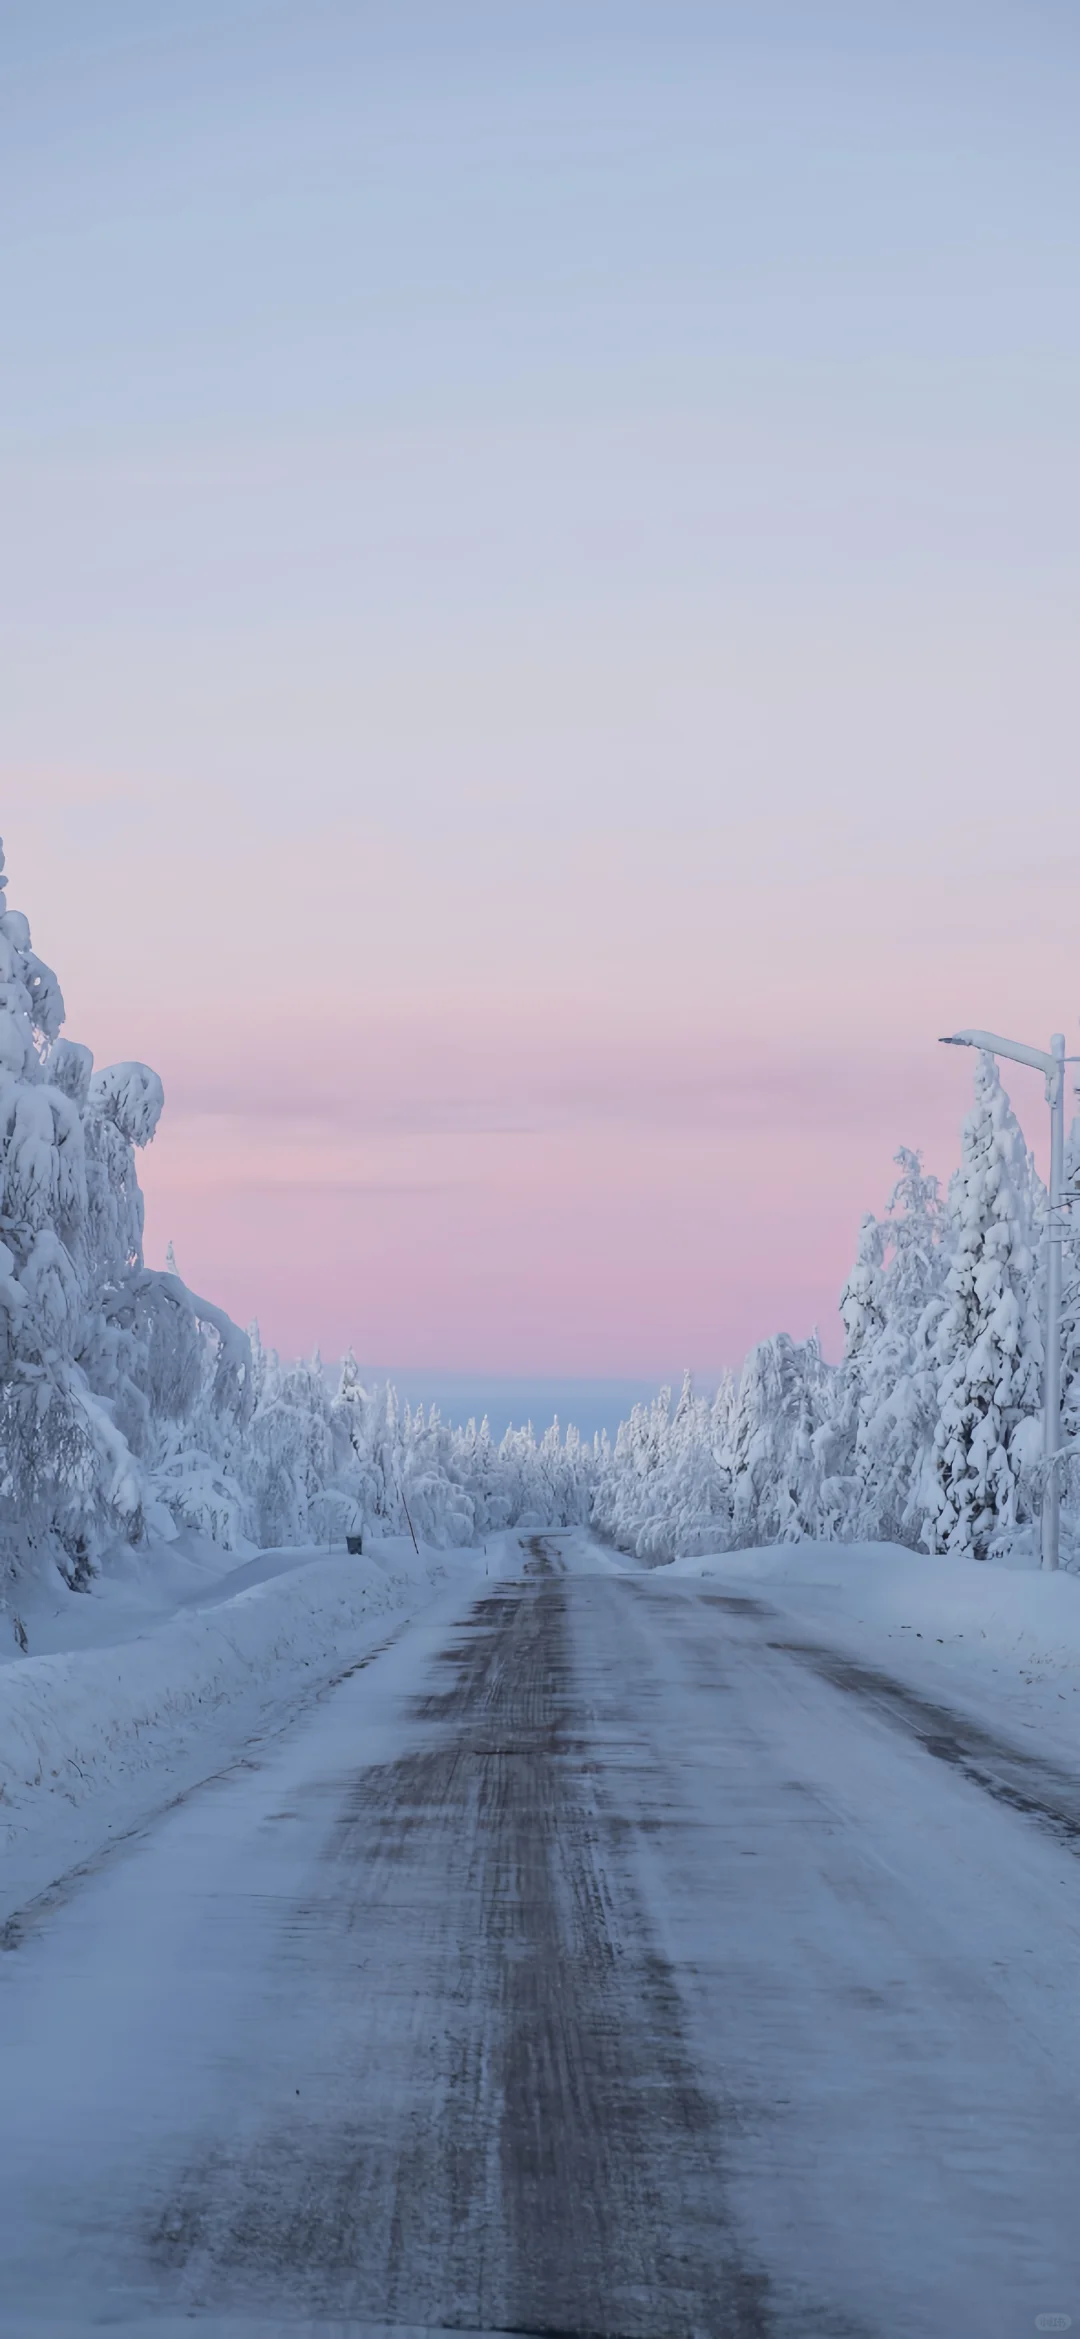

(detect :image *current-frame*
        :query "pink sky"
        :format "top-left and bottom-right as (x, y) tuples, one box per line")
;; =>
(4, 12), (1077, 1381)
(7, 718), (1076, 1379)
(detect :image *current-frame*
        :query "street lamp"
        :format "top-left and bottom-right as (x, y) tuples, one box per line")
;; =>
(939, 1029), (1070, 1570)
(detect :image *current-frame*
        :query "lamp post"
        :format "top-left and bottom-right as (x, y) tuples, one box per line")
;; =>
(939, 1029), (1067, 1570)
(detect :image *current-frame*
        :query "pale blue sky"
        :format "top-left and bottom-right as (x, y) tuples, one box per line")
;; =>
(5, 4), (1077, 455)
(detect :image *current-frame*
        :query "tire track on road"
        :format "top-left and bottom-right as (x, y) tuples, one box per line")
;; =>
(768, 1639), (1080, 1850)
(149, 1559), (775, 2337)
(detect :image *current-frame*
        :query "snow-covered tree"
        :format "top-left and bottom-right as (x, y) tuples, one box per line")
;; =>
(1058, 1103), (1080, 1550)
(590, 1072), (1066, 1570)
(591, 1386), (678, 1557)
(0, 837), (253, 1585)
(726, 1331), (833, 1546)
(0, 844), (140, 1579)
(623, 1373), (732, 1562)
(922, 1053), (1043, 1558)
(834, 1150), (949, 1546)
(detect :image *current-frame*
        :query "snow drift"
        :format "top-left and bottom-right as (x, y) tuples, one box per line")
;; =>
(0, 1538), (462, 1895)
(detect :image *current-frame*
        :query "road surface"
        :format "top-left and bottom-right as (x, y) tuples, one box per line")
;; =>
(1, 1537), (1079, 2337)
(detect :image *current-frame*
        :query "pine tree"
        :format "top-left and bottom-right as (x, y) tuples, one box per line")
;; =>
(1060, 1104), (1080, 1483)
(839, 1213), (888, 1363)
(838, 1151), (949, 1545)
(816, 1213), (890, 1537)
(924, 1053), (1043, 1558)
(725, 1332), (831, 1546)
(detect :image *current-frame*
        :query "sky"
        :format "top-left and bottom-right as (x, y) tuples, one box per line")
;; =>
(2, 2), (1079, 1388)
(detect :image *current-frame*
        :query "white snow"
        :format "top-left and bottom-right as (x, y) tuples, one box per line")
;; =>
(1, 1535), (1080, 2335)
(0, 1530), (496, 1925)
(666, 1535), (1080, 1753)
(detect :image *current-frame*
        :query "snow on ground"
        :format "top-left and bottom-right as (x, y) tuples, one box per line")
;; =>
(7, 1526), (1079, 1940)
(665, 1536), (1080, 1759)
(0, 1530), (503, 1925)
(3, 1537), (1080, 2334)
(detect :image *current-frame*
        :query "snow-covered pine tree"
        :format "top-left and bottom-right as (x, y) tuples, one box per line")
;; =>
(839, 1213), (888, 1363)
(462, 1414), (513, 1534)
(725, 1331), (832, 1546)
(590, 1386), (673, 1555)
(1059, 1101), (1080, 1520)
(632, 1371), (732, 1562)
(923, 1053), (1043, 1558)
(835, 1150), (949, 1545)
(814, 1213), (890, 1537)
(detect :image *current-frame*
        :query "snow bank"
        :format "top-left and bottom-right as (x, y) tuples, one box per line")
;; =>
(0, 1541), (453, 1845)
(668, 1540), (1080, 1670)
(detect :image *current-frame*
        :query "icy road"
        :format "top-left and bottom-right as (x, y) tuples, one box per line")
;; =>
(2, 1538), (1080, 2338)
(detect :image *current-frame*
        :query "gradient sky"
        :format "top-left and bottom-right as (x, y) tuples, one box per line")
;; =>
(2, 2), (1078, 1379)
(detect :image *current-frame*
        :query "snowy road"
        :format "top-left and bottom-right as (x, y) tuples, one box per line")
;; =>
(2, 1539), (1080, 2338)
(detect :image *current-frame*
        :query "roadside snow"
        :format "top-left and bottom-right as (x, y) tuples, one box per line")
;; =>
(9, 1526), (1080, 1949)
(666, 1538), (1080, 1755)
(0, 1533), (496, 1923)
